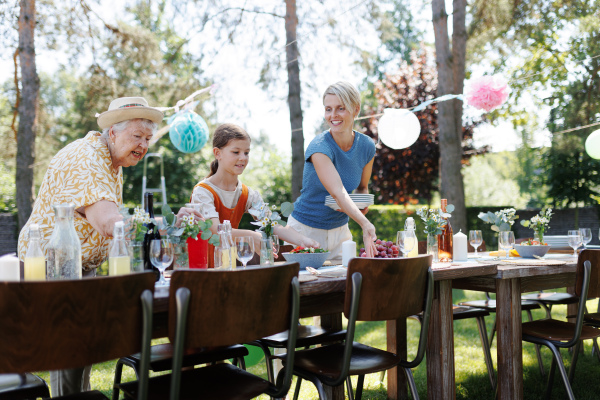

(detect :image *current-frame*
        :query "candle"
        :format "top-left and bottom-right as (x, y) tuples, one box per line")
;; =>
(453, 230), (468, 262)
(0, 253), (20, 281)
(341, 240), (356, 267)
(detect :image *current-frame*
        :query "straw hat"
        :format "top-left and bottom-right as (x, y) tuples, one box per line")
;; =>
(96, 97), (164, 129)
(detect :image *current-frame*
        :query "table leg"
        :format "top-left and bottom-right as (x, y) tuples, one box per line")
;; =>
(386, 318), (408, 400)
(496, 278), (523, 399)
(426, 280), (455, 400)
(321, 313), (345, 400)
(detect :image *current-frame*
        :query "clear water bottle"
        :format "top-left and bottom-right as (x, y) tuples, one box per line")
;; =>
(109, 221), (130, 275)
(47, 203), (82, 280)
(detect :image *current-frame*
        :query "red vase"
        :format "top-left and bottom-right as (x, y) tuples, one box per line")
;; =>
(187, 237), (208, 269)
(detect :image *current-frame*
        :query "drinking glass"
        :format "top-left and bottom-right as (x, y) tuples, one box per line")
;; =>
(498, 231), (515, 260)
(150, 239), (173, 286)
(396, 231), (415, 258)
(236, 236), (254, 269)
(580, 228), (592, 249)
(469, 230), (483, 255)
(568, 230), (583, 256)
(271, 235), (280, 254)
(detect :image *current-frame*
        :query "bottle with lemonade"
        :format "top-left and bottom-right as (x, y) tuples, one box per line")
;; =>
(24, 223), (46, 280)
(109, 221), (131, 275)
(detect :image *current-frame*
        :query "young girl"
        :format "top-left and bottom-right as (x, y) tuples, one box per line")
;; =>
(191, 123), (319, 267)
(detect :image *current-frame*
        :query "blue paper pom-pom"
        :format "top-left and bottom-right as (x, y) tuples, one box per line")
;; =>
(168, 111), (209, 153)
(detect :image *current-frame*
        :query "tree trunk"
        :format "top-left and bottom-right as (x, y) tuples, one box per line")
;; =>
(16, 0), (39, 231)
(285, 0), (304, 201)
(432, 0), (467, 233)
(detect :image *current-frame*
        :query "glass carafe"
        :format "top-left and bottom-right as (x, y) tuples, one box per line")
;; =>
(404, 217), (418, 257)
(47, 203), (82, 280)
(260, 235), (274, 266)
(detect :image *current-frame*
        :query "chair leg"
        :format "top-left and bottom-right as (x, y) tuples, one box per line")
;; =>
(378, 370), (386, 384)
(475, 316), (496, 390)
(568, 340), (582, 384)
(112, 360), (128, 400)
(593, 338), (600, 362)
(525, 310), (545, 378)
(545, 355), (557, 399)
(345, 376), (354, 400)
(403, 367), (419, 400)
(488, 317), (497, 347)
(293, 377), (302, 400)
(546, 344), (575, 400)
(355, 375), (365, 400)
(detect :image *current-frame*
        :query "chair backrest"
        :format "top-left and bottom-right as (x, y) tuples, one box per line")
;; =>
(345, 255), (432, 321)
(0, 273), (155, 399)
(168, 263), (300, 348)
(168, 263), (300, 399)
(576, 249), (600, 298)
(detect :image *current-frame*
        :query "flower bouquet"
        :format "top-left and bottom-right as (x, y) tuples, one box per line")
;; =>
(519, 208), (553, 245)
(249, 201), (294, 238)
(478, 208), (518, 232)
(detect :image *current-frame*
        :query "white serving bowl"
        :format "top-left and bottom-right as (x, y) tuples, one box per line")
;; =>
(281, 252), (330, 270)
(513, 244), (551, 259)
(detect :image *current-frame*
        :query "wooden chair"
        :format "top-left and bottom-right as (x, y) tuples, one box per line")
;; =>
(521, 249), (600, 399)
(118, 263), (301, 400)
(278, 255), (434, 400)
(0, 273), (155, 400)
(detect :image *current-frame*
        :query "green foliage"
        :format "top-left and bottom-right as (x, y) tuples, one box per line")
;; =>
(358, 49), (486, 205)
(158, 203), (219, 245)
(0, 162), (16, 213)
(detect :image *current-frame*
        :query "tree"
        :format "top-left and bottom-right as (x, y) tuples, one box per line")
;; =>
(285, 0), (303, 201)
(358, 50), (485, 206)
(431, 0), (468, 233)
(15, 0), (39, 231)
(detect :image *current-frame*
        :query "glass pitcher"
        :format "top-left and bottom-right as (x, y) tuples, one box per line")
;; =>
(47, 203), (82, 280)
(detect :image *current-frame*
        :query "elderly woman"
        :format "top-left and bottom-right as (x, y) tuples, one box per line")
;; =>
(288, 81), (378, 260)
(17, 96), (199, 396)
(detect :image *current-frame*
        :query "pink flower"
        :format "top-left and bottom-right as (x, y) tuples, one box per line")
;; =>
(465, 75), (510, 112)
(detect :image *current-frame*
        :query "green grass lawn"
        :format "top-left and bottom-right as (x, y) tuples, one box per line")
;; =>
(35, 290), (600, 399)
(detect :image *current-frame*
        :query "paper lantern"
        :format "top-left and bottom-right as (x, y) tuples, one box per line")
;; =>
(168, 110), (209, 153)
(377, 108), (420, 150)
(585, 129), (600, 159)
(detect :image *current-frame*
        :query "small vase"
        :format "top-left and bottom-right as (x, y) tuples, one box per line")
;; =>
(260, 233), (275, 266)
(127, 241), (144, 272)
(534, 231), (544, 244)
(172, 240), (189, 270)
(187, 236), (208, 269)
(427, 234), (439, 263)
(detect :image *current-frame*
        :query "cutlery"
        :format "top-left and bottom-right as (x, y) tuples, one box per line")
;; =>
(306, 266), (341, 278)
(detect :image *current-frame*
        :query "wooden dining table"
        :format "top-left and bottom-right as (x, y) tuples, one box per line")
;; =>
(152, 260), (499, 400)
(452, 254), (578, 400)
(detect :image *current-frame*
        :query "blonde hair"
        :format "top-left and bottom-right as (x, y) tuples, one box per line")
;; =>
(206, 123), (251, 178)
(322, 81), (361, 118)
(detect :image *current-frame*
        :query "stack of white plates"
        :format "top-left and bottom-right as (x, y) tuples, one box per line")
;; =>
(325, 194), (374, 211)
(543, 235), (570, 250)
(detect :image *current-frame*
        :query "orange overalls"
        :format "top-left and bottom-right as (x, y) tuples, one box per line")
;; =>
(192, 182), (249, 268)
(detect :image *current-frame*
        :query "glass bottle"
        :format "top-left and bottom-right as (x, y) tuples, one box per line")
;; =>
(216, 222), (234, 270)
(47, 203), (82, 280)
(24, 223), (46, 280)
(438, 199), (453, 262)
(224, 220), (237, 269)
(109, 221), (131, 276)
(143, 193), (161, 281)
(404, 217), (419, 257)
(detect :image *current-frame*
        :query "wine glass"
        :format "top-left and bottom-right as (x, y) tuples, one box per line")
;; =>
(469, 230), (483, 256)
(396, 231), (415, 258)
(236, 236), (254, 269)
(271, 235), (280, 258)
(580, 228), (592, 249)
(568, 230), (582, 257)
(150, 239), (173, 286)
(498, 231), (515, 260)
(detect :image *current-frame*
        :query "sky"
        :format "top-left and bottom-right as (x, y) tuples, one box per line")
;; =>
(0, 0), (552, 154)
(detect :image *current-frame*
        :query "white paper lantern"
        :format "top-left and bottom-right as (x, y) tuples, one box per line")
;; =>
(585, 129), (600, 159)
(377, 108), (421, 150)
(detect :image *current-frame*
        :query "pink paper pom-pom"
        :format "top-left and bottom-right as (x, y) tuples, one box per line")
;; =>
(465, 75), (510, 112)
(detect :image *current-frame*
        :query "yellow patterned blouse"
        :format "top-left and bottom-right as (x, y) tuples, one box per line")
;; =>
(18, 131), (122, 270)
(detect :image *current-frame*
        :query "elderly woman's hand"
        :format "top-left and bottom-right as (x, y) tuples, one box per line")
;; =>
(175, 207), (204, 227)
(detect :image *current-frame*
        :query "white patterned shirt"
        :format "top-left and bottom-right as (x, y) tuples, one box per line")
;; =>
(18, 131), (122, 270)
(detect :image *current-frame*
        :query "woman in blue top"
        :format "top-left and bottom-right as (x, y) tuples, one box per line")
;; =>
(289, 81), (377, 260)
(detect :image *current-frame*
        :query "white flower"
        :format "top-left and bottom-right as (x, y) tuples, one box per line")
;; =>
(260, 220), (267, 227)
(271, 205), (277, 210)
(272, 221), (279, 226)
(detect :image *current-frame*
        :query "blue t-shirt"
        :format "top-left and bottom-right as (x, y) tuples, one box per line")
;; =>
(292, 130), (376, 230)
